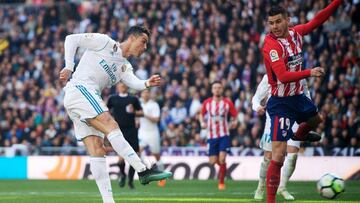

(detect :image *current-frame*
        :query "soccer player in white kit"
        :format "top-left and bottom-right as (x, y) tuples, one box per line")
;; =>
(138, 89), (166, 186)
(59, 26), (172, 203)
(252, 75), (311, 201)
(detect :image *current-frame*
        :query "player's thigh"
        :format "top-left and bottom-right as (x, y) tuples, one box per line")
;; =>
(209, 155), (218, 165)
(219, 136), (230, 150)
(64, 85), (108, 122)
(87, 112), (119, 135)
(271, 141), (287, 163)
(295, 94), (319, 124)
(267, 97), (297, 141)
(67, 109), (104, 141)
(82, 135), (106, 157)
(270, 114), (296, 142)
(287, 139), (300, 153)
(64, 85), (116, 135)
(207, 138), (220, 157)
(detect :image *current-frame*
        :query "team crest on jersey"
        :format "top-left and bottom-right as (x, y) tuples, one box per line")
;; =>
(269, 49), (279, 62)
(281, 130), (287, 137)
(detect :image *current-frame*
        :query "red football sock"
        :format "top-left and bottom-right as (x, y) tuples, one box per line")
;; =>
(266, 160), (283, 203)
(218, 163), (226, 184)
(293, 122), (312, 140)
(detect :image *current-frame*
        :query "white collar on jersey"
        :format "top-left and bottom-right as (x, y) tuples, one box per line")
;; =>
(119, 93), (128, 97)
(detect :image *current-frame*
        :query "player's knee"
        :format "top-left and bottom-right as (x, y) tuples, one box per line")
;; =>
(100, 112), (119, 129)
(89, 147), (106, 157)
(272, 151), (286, 163)
(209, 160), (217, 165)
(264, 151), (272, 160)
(218, 159), (226, 165)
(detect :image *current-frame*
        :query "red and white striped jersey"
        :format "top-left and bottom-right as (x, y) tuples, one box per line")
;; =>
(262, 0), (342, 97)
(201, 97), (237, 139)
(263, 28), (305, 97)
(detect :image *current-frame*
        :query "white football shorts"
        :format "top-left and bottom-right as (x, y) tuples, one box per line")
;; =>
(138, 129), (161, 154)
(63, 84), (108, 141)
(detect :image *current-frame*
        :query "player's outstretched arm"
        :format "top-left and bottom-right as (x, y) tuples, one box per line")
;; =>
(121, 64), (162, 90)
(294, 0), (342, 36)
(264, 47), (311, 83)
(63, 33), (109, 72)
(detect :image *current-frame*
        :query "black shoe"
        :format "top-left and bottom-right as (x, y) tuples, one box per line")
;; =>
(128, 182), (135, 189)
(306, 131), (321, 142)
(118, 175), (126, 188)
(138, 164), (172, 185)
(293, 131), (321, 142)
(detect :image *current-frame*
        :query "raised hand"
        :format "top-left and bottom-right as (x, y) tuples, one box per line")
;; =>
(146, 74), (163, 87)
(310, 67), (325, 77)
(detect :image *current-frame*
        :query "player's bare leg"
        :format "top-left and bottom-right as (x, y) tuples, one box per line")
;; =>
(88, 112), (172, 185)
(266, 141), (286, 203)
(217, 151), (227, 190)
(293, 114), (322, 141)
(254, 151), (271, 200)
(209, 155), (222, 189)
(83, 136), (114, 203)
(277, 145), (298, 200)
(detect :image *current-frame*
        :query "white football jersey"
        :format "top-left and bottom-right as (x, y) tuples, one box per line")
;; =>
(64, 33), (146, 92)
(139, 99), (160, 132)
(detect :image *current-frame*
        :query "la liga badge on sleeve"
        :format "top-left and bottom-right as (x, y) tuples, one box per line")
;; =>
(270, 49), (279, 62)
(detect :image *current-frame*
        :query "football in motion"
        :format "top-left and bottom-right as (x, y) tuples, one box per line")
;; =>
(317, 173), (345, 199)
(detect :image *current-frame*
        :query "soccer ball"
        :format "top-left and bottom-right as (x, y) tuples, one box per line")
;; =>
(317, 173), (345, 199)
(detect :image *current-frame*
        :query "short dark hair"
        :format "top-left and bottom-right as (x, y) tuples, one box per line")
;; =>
(268, 5), (288, 18)
(211, 81), (222, 87)
(125, 25), (151, 39)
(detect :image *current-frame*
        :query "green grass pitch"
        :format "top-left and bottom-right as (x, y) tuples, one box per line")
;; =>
(0, 180), (359, 203)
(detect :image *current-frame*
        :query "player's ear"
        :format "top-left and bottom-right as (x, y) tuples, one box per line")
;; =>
(286, 17), (291, 24)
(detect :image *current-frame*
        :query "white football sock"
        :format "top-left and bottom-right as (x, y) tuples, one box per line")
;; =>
(257, 157), (270, 190)
(107, 129), (146, 172)
(279, 153), (298, 189)
(90, 157), (115, 203)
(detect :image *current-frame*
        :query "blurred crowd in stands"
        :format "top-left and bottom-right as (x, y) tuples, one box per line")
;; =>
(0, 0), (359, 155)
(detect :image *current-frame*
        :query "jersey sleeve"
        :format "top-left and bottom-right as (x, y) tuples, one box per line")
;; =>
(201, 100), (208, 116)
(263, 42), (311, 83)
(121, 62), (148, 91)
(293, 0), (342, 36)
(252, 75), (269, 111)
(227, 99), (237, 118)
(64, 33), (110, 71)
